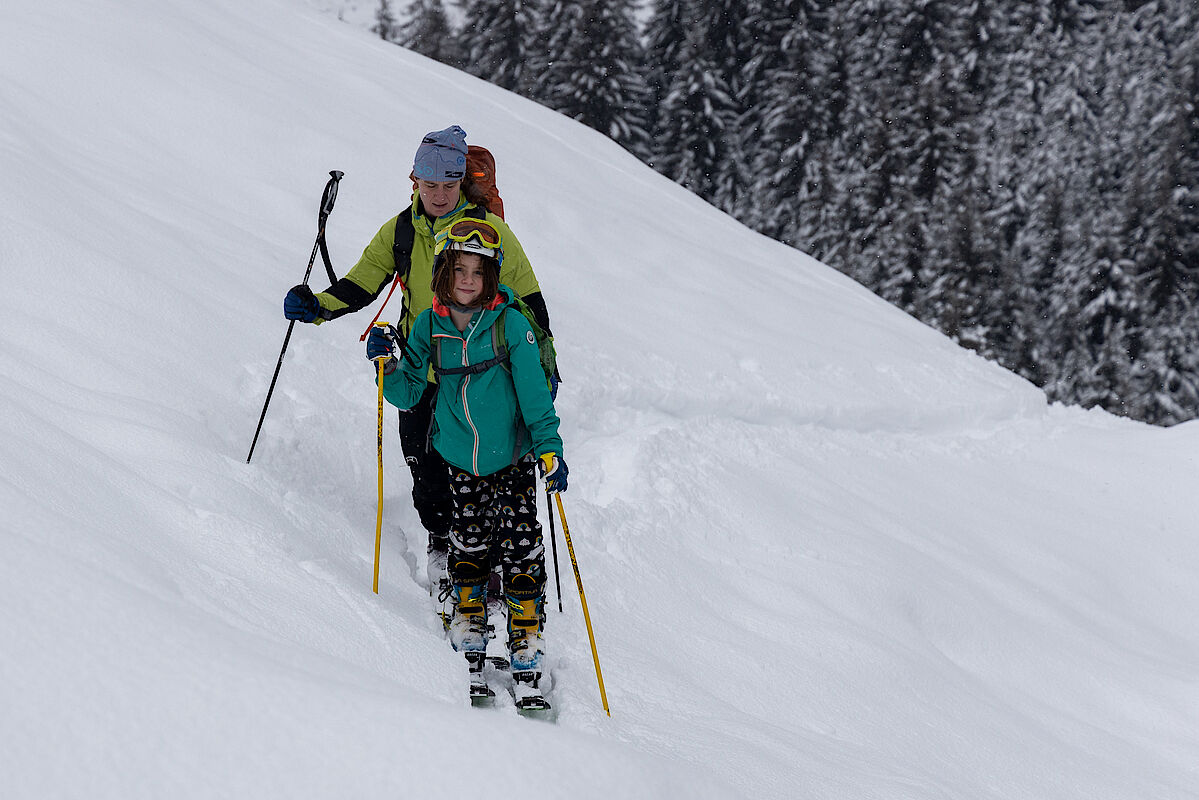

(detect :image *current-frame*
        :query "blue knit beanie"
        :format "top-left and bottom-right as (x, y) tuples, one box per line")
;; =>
(413, 125), (468, 182)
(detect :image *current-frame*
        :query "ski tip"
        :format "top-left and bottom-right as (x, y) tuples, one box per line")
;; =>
(515, 700), (555, 722)
(515, 698), (551, 712)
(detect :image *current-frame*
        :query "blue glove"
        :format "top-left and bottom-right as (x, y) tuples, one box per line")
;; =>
(366, 324), (399, 362)
(284, 284), (321, 322)
(549, 373), (560, 402)
(538, 452), (568, 493)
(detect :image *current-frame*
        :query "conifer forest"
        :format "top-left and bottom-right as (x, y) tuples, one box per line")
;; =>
(375, 0), (1199, 425)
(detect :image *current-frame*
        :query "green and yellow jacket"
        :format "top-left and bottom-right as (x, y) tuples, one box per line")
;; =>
(381, 285), (563, 477)
(313, 190), (549, 340)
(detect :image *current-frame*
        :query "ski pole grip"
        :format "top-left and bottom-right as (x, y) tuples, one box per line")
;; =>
(319, 170), (344, 225)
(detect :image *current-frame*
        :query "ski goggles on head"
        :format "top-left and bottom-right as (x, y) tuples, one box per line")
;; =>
(434, 218), (503, 260)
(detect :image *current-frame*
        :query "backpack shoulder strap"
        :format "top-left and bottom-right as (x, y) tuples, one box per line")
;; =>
(492, 315), (508, 375)
(495, 307), (508, 353)
(392, 205), (416, 285)
(488, 310), (516, 375)
(428, 311), (442, 374)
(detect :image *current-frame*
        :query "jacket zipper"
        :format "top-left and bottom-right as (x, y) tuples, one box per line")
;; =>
(458, 322), (481, 475)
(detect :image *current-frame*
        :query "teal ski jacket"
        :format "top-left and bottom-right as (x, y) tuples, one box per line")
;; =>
(381, 285), (563, 477)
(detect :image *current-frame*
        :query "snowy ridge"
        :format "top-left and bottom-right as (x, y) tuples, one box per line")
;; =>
(2, 0), (1198, 798)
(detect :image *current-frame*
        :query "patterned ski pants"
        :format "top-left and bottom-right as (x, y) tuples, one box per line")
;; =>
(446, 452), (546, 600)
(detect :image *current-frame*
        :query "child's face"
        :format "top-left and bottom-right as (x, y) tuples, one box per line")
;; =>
(452, 254), (486, 307)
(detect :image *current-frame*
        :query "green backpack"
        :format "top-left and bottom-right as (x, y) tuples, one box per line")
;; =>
(500, 294), (557, 382)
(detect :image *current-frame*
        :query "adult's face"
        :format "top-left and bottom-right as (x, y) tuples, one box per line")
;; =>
(417, 179), (462, 219)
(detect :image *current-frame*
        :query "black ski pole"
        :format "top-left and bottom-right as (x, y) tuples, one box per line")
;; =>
(246, 170), (344, 464)
(545, 488), (564, 613)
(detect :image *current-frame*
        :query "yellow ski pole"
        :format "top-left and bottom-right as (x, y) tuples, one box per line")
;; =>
(553, 493), (610, 716)
(371, 321), (390, 594)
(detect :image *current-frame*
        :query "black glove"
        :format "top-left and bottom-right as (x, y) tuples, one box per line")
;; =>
(284, 284), (321, 322)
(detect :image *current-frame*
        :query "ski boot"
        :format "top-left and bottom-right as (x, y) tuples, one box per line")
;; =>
(428, 541), (453, 630)
(448, 582), (488, 653)
(506, 577), (549, 712)
(484, 566), (510, 671)
(448, 582), (492, 702)
(426, 541), (450, 599)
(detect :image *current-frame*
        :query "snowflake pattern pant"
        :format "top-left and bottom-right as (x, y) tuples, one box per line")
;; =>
(446, 452), (546, 600)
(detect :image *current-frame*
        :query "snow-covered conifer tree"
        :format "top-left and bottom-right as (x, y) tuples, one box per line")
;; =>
(534, 0), (650, 158)
(652, 23), (737, 201)
(1117, 0), (1199, 422)
(643, 0), (690, 133)
(372, 0), (400, 41)
(743, 0), (835, 241)
(648, 1), (745, 211)
(456, 0), (545, 95)
(397, 0), (456, 66)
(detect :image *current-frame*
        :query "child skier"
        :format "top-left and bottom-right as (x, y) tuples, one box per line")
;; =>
(365, 217), (567, 705)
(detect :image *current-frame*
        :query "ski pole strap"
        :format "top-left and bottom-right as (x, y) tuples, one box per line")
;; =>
(318, 235), (337, 286)
(359, 272), (407, 341)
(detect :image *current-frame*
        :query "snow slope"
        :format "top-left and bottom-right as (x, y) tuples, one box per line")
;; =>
(2, 0), (1197, 797)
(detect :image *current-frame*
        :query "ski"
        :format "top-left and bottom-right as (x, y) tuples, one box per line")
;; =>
(465, 651), (495, 705)
(511, 670), (552, 715)
(464, 654), (554, 718)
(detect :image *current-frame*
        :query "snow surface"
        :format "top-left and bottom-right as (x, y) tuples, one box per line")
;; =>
(2, 0), (1198, 797)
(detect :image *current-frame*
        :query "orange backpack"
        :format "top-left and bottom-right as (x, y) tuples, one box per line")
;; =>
(462, 145), (504, 220)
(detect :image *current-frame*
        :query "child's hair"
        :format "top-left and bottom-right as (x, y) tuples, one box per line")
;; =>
(432, 248), (500, 308)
